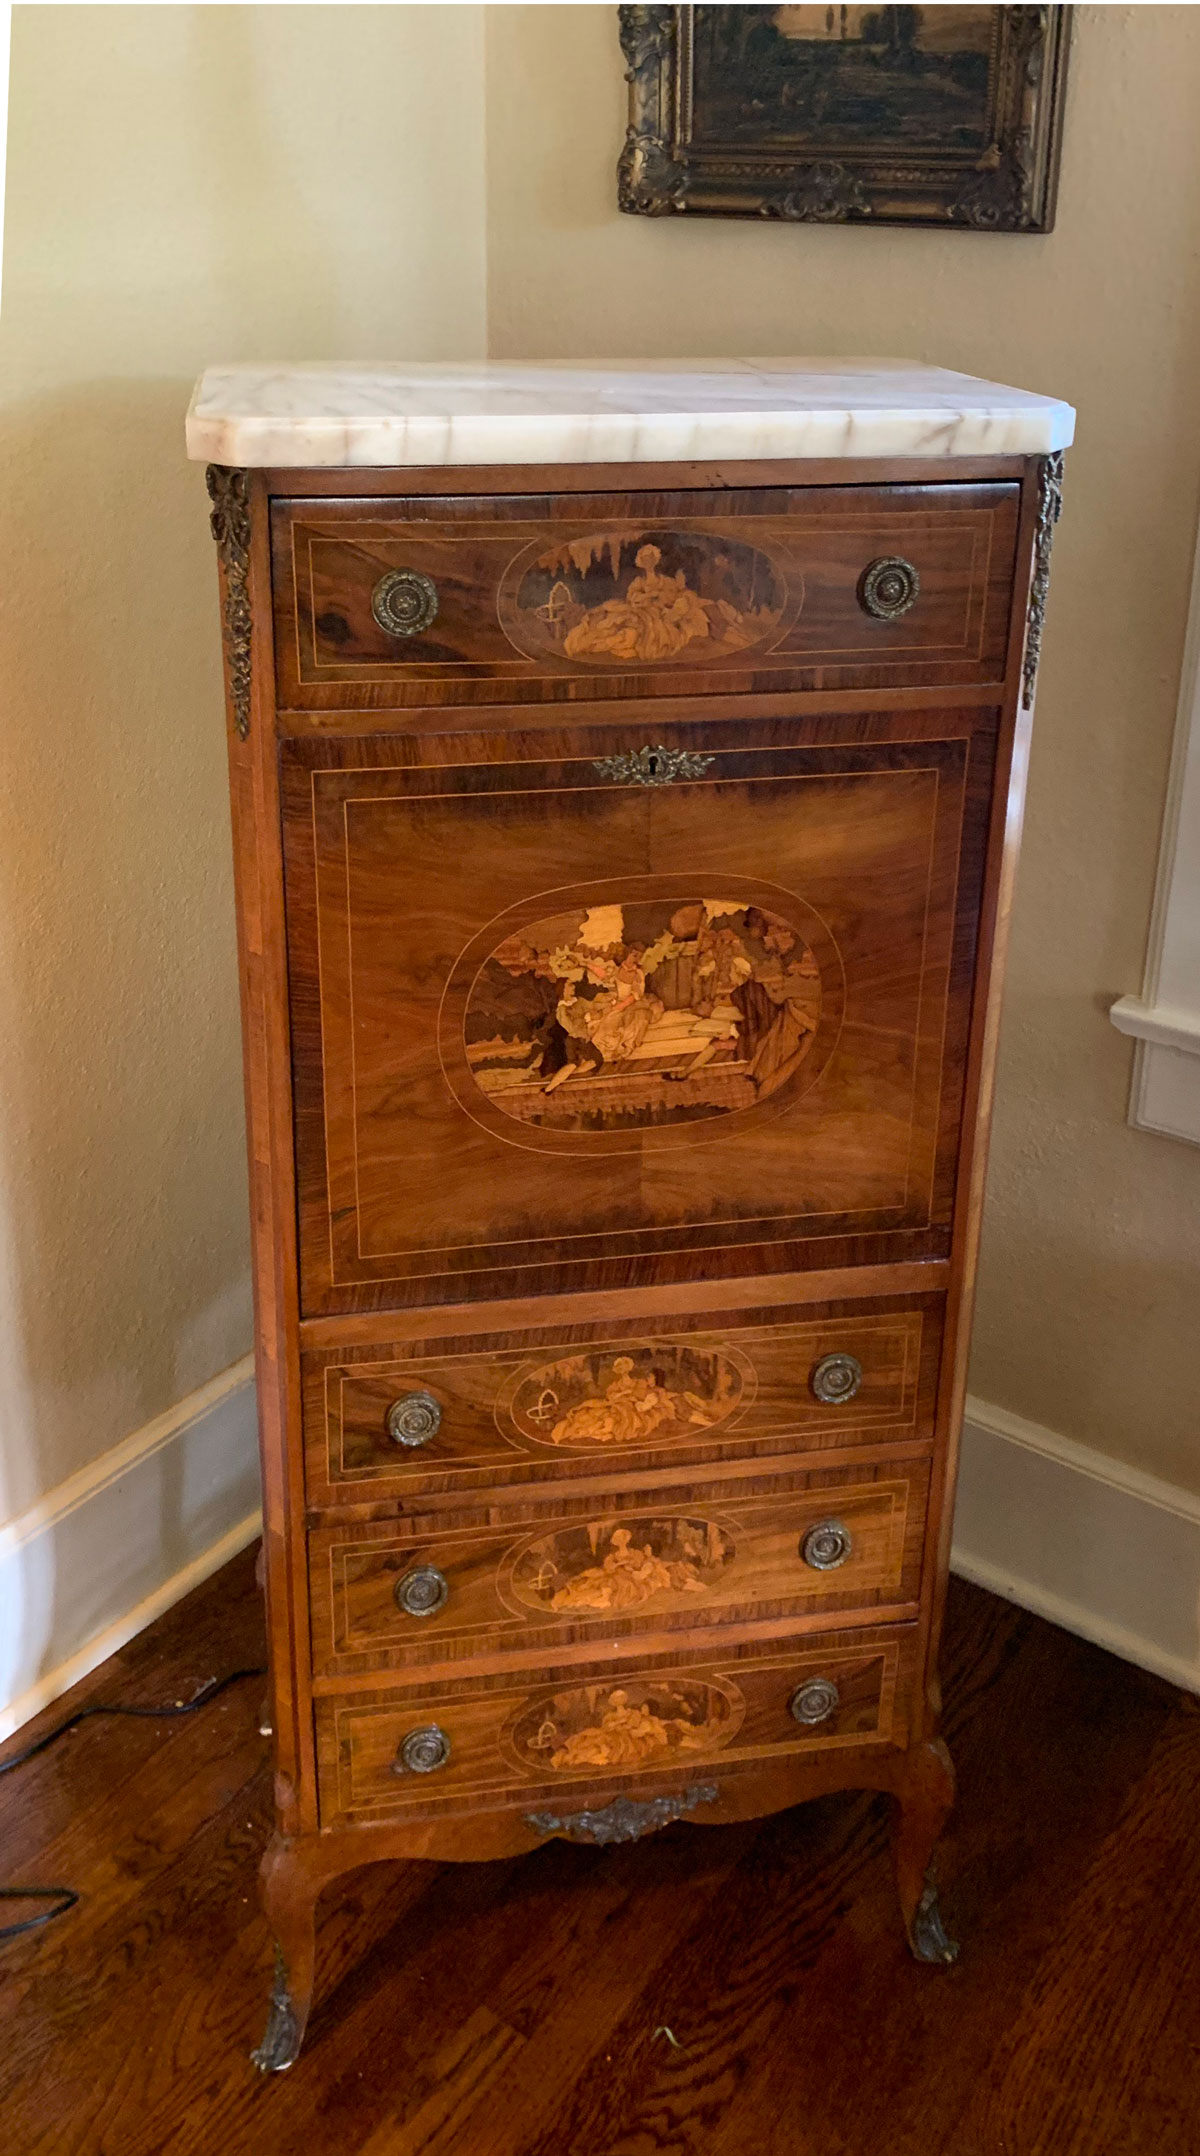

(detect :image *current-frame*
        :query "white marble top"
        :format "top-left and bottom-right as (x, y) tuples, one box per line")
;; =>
(186, 359), (1074, 469)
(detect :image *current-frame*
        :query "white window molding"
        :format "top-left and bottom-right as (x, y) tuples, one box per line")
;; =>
(1110, 507), (1200, 1145)
(0, 6), (8, 318)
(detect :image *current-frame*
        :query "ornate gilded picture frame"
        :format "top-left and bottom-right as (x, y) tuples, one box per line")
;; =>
(618, 5), (1071, 230)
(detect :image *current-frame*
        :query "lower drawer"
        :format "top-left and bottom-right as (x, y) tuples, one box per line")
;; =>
(314, 1624), (920, 1828)
(303, 1290), (944, 1509)
(308, 1456), (930, 1678)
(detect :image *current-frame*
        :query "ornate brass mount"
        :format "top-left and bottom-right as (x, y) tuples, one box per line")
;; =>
(371, 567), (439, 638)
(251, 1945), (301, 2074)
(1022, 452), (1065, 708)
(810, 1352), (863, 1405)
(592, 745), (715, 786)
(206, 465), (252, 741)
(908, 1866), (960, 1965)
(526, 1782), (719, 1845)
(858, 555), (920, 621)
(385, 1390), (442, 1448)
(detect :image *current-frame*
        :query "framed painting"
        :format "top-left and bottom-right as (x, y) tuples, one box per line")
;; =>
(618, 4), (1071, 230)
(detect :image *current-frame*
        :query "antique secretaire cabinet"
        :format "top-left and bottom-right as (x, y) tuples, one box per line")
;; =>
(187, 360), (1073, 2069)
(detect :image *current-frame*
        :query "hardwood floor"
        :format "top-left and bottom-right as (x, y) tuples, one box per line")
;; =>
(1, 1547), (1196, 2156)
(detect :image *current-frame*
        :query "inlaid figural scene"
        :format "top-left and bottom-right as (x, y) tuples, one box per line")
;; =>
(467, 896), (822, 1131)
(511, 1516), (733, 1612)
(512, 529), (785, 662)
(507, 1339), (740, 1446)
(512, 1675), (738, 1773)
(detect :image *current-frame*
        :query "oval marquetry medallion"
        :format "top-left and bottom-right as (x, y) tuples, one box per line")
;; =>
(507, 1513), (737, 1617)
(463, 892), (824, 1136)
(505, 1673), (744, 1776)
(501, 1339), (751, 1451)
(500, 527), (789, 666)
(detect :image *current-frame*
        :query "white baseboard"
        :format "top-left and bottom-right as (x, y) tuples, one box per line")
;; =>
(0, 1356), (261, 1739)
(1126, 1032), (1200, 1147)
(952, 1394), (1200, 1693)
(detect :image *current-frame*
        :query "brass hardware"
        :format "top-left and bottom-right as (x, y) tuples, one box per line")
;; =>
(394, 1565), (449, 1619)
(908, 1864), (960, 1965)
(1022, 451), (1064, 707)
(385, 1390), (442, 1448)
(801, 1519), (853, 1571)
(371, 567), (439, 638)
(206, 466), (252, 741)
(592, 744), (715, 786)
(394, 1723), (451, 1776)
(858, 556), (920, 620)
(251, 1944), (302, 2074)
(810, 1352), (863, 1405)
(790, 1677), (840, 1726)
(526, 1784), (719, 1845)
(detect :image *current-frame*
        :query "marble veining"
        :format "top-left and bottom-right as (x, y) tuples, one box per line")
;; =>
(186, 359), (1075, 469)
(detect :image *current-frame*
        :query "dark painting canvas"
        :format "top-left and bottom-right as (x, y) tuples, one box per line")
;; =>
(693, 7), (996, 149)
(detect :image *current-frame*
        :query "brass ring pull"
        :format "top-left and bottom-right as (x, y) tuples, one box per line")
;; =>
(790, 1678), (840, 1726)
(858, 556), (920, 620)
(385, 1391), (442, 1448)
(801, 1519), (853, 1571)
(371, 567), (439, 637)
(810, 1353), (863, 1406)
(394, 1565), (449, 1618)
(393, 1723), (451, 1775)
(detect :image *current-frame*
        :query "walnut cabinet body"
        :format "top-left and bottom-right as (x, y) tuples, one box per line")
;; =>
(204, 444), (1061, 2070)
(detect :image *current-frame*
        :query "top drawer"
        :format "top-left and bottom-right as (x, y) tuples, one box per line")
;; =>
(270, 483), (1020, 711)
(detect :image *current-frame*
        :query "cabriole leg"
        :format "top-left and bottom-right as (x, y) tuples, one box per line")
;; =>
(892, 1737), (959, 1966)
(252, 1837), (320, 2071)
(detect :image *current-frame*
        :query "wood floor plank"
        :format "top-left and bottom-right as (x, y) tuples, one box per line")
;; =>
(358, 2006), (529, 2156)
(951, 1702), (1200, 2156)
(1, 1559), (1198, 2155)
(431, 1828), (747, 2156)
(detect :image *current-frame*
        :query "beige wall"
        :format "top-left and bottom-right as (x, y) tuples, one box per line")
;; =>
(3, 2), (1198, 1532)
(0, 5), (486, 1514)
(484, 3), (1200, 1491)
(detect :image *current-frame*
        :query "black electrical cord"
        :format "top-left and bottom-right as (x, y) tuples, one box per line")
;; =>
(0, 1663), (266, 1943)
(0, 1886), (79, 1943)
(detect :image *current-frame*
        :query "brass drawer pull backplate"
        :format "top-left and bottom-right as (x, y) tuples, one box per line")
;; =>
(810, 1352), (864, 1405)
(394, 1565), (450, 1618)
(394, 1723), (451, 1775)
(372, 567), (439, 638)
(801, 1519), (853, 1571)
(385, 1391), (443, 1448)
(858, 556), (920, 620)
(790, 1678), (840, 1726)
